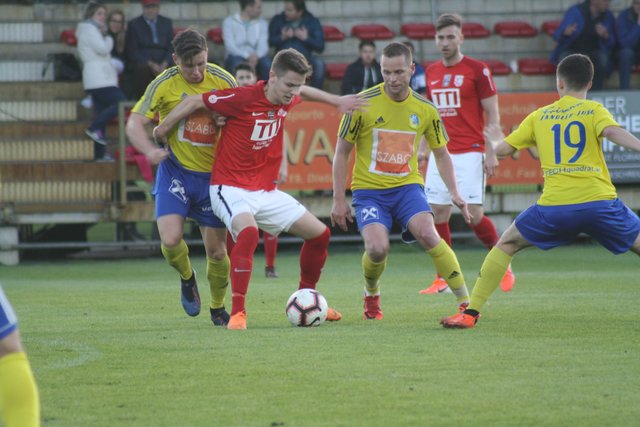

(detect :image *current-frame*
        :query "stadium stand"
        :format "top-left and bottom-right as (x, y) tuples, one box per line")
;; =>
(461, 22), (490, 38)
(493, 21), (538, 38)
(482, 59), (512, 76)
(206, 27), (223, 44)
(325, 62), (349, 80)
(400, 23), (435, 40)
(541, 20), (561, 37)
(517, 58), (556, 75)
(59, 28), (76, 46)
(323, 25), (345, 42)
(350, 23), (395, 41)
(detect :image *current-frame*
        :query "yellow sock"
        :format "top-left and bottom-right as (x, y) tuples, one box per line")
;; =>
(427, 239), (469, 303)
(207, 255), (230, 309)
(0, 352), (40, 427)
(161, 240), (192, 280)
(469, 247), (512, 312)
(362, 252), (386, 296)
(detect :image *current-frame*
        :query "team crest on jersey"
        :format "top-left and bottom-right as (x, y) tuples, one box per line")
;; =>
(169, 178), (188, 204)
(268, 110), (275, 119)
(278, 108), (287, 117)
(409, 114), (419, 128)
(454, 75), (464, 87)
(361, 207), (379, 221)
(443, 74), (452, 87)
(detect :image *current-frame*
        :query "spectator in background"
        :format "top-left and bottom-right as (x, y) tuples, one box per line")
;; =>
(341, 40), (382, 94)
(550, 0), (615, 91)
(616, 0), (640, 90)
(0, 285), (40, 427)
(124, 0), (174, 99)
(269, 0), (325, 88)
(223, 0), (271, 81)
(107, 9), (126, 75)
(76, 0), (126, 160)
(402, 40), (426, 95)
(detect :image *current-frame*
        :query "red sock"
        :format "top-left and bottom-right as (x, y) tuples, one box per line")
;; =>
(299, 227), (330, 289)
(263, 231), (278, 268)
(471, 215), (499, 249)
(435, 222), (452, 246)
(225, 230), (235, 256)
(230, 227), (259, 315)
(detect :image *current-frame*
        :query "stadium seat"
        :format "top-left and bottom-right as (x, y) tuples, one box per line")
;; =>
(400, 23), (435, 40)
(461, 22), (490, 39)
(60, 28), (77, 46)
(493, 21), (538, 38)
(541, 20), (561, 37)
(517, 58), (556, 75)
(351, 24), (395, 41)
(207, 27), (223, 44)
(325, 63), (348, 80)
(481, 59), (512, 76)
(323, 25), (345, 42)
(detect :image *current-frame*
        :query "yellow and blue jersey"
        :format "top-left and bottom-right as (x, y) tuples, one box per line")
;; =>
(338, 83), (448, 190)
(132, 64), (236, 173)
(506, 95), (619, 206)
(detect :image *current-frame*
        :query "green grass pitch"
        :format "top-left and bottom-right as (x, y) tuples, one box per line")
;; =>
(1, 243), (639, 426)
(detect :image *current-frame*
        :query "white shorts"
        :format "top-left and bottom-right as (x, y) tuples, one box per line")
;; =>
(425, 151), (486, 205)
(210, 185), (307, 239)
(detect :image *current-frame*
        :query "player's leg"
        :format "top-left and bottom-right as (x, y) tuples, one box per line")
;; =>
(360, 223), (389, 320)
(408, 212), (469, 308)
(201, 226), (230, 326)
(0, 289), (40, 427)
(263, 231), (279, 278)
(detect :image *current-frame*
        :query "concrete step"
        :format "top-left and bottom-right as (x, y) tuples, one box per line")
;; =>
(0, 139), (94, 162)
(0, 42), (75, 61)
(0, 61), (53, 82)
(0, 22), (42, 43)
(0, 81), (84, 101)
(0, 100), (77, 122)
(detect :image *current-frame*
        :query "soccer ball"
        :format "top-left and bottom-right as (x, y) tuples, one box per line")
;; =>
(285, 289), (328, 327)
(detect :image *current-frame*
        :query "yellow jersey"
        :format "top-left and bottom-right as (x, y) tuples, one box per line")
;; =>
(132, 64), (237, 172)
(338, 84), (448, 190)
(506, 95), (619, 206)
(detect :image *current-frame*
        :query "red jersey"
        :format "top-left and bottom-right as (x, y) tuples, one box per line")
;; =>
(201, 80), (301, 191)
(426, 56), (497, 154)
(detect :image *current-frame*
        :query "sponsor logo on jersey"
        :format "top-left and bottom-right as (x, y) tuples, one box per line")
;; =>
(454, 75), (464, 87)
(431, 88), (461, 109)
(169, 178), (188, 203)
(443, 74), (452, 87)
(361, 207), (379, 221)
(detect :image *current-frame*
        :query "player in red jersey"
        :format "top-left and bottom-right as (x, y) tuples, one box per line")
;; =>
(419, 13), (515, 295)
(154, 48), (365, 329)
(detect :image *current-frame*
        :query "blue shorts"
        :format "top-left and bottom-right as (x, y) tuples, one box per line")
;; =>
(0, 286), (18, 340)
(152, 156), (225, 228)
(352, 184), (432, 242)
(515, 199), (640, 254)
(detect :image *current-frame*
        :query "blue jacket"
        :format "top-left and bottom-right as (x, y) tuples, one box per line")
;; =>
(616, 6), (640, 49)
(125, 14), (174, 66)
(268, 10), (324, 59)
(550, 1), (615, 64)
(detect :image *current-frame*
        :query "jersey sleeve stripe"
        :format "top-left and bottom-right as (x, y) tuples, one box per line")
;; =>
(338, 114), (353, 138)
(207, 64), (238, 88)
(136, 68), (180, 114)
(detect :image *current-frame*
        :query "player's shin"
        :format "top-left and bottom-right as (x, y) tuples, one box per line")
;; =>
(427, 240), (469, 303)
(362, 251), (386, 295)
(299, 227), (330, 289)
(0, 352), (40, 427)
(468, 247), (512, 312)
(230, 227), (260, 315)
(207, 255), (230, 309)
(161, 239), (193, 280)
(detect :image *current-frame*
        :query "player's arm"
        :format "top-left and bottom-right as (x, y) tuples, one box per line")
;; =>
(299, 86), (367, 114)
(153, 94), (207, 140)
(602, 126), (640, 152)
(432, 145), (472, 224)
(481, 95), (500, 178)
(277, 141), (288, 184)
(483, 123), (517, 158)
(331, 137), (355, 231)
(126, 112), (169, 165)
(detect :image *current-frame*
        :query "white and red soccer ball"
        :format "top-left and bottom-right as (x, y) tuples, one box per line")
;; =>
(285, 288), (328, 327)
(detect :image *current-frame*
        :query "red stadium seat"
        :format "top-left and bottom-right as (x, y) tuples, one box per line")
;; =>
(517, 58), (556, 75)
(541, 20), (561, 37)
(207, 27), (224, 44)
(173, 27), (186, 37)
(323, 25), (345, 42)
(481, 59), (512, 76)
(60, 28), (77, 46)
(493, 21), (537, 38)
(326, 63), (348, 80)
(351, 24), (395, 41)
(461, 22), (490, 39)
(400, 23), (435, 40)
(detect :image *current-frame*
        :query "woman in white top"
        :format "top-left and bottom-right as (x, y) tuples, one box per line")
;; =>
(76, 0), (126, 159)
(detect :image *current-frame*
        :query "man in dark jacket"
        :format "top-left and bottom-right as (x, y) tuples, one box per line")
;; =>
(550, 0), (615, 90)
(268, 0), (325, 88)
(616, 0), (640, 89)
(124, 0), (174, 99)
(341, 40), (382, 95)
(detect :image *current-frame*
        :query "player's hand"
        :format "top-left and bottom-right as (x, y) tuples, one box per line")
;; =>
(452, 195), (472, 224)
(484, 152), (499, 178)
(152, 125), (167, 146)
(146, 146), (169, 165)
(564, 23), (577, 36)
(330, 198), (354, 232)
(212, 112), (227, 127)
(275, 170), (287, 185)
(336, 94), (368, 115)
